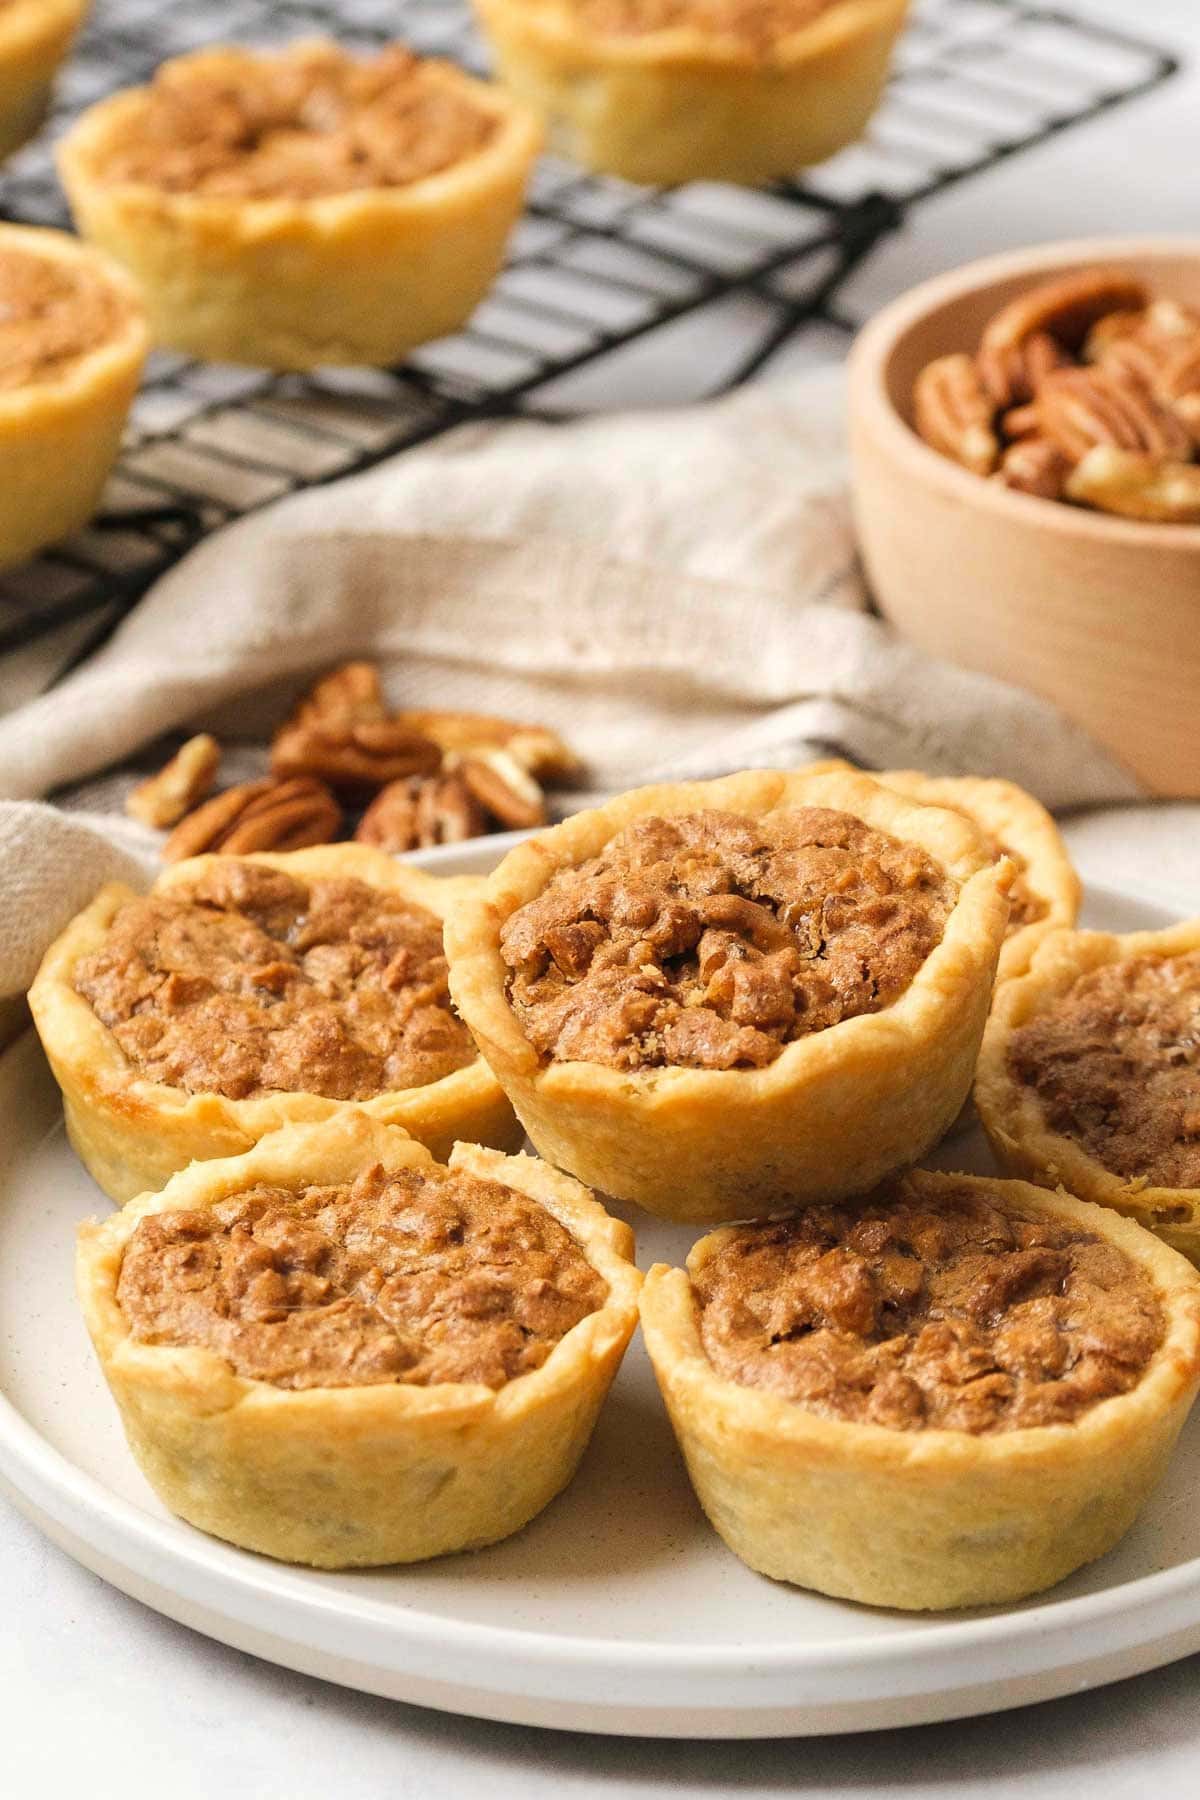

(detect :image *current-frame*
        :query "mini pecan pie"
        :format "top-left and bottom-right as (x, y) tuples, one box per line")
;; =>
(0, 0), (87, 163)
(29, 844), (520, 1204)
(58, 39), (542, 369)
(976, 921), (1200, 1267)
(445, 767), (1012, 1223)
(76, 1113), (641, 1566)
(639, 1167), (1200, 1609)
(875, 771), (1080, 982)
(473, 0), (908, 187)
(0, 222), (146, 570)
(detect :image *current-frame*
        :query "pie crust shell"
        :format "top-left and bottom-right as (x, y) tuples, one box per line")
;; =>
(876, 770), (1081, 984)
(976, 920), (1200, 1268)
(444, 766), (1012, 1224)
(29, 843), (522, 1205)
(639, 1168), (1200, 1610)
(76, 1112), (642, 1566)
(57, 45), (543, 370)
(471, 0), (908, 187)
(0, 0), (87, 163)
(0, 222), (147, 571)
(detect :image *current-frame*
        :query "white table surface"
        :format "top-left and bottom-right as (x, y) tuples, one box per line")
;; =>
(5, 0), (1200, 1789)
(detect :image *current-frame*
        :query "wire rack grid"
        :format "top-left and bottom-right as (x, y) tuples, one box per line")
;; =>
(0, 0), (1180, 675)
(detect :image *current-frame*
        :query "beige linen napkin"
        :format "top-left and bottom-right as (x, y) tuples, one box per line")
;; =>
(0, 367), (1141, 1001)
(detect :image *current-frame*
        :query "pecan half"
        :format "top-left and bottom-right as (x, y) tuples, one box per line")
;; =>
(980, 268), (1148, 355)
(1036, 364), (1193, 463)
(1161, 339), (1200, 409)
(1085, 298), (1200, 363)
(389, 708), (581, 783)
(126, 734), (220, 829)
(459, 749), (548, 830)
(291, 661), (386, 729)
(355, 773), (488, 852)
(271, 717), (442, 793)
(1065, 446), (1200, 523)
(1000, 402), (1042, 441)
(997, 437), (1071, 501)
(976, 331), (1069, 410)
(1085, 327), (1200, 448)
(163, 777), (341, 862)
(913, 353), (999, 475)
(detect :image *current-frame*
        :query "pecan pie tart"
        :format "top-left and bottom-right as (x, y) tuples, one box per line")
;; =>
(0, 0), (87, 163)
(639, 1168), (1200, 1609)
(876, 771), (1080, 983)
(976, 921), (1200, 1267)
(76, 1113), (641, 1565)
(30, 844), (520, 1205)
(0, 222), (147, 570)
(473, 0), (908, 187)
(445, 766), (1012, 1223)
(58, 39), (542, 368)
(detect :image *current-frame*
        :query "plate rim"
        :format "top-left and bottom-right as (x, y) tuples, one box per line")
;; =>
(3, 1346), (1200, 1677)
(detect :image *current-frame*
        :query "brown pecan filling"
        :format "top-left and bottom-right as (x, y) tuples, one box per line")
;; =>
(118, 1161), (606, 1389)
(74, 862), (474, 1102)
(694, 1180), (1162, 1433)
(500, 807), (955, 1072)
(91, 42), (498, 201)
(1008, 950), (1200, 1191)
(0, 244), (128, 392)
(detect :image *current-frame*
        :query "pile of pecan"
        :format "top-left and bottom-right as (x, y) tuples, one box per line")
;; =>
(912, 267), (1200, 522)
(125, 662), (581, 862)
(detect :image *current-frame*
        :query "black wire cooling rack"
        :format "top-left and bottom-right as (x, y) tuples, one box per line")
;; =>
(0, 0), (1179, 673)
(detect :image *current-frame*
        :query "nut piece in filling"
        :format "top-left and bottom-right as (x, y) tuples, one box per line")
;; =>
(29, 845), (522, 1205)
(471, 0), (910, 188)
(118, 1159), (606, 1391)
(0, 223), (147, 570)
(501, 807), (955, 1072)
(77, 1117), (642, 1565)
(639, 1169), (1200, 1609)
(445, 767), (1013, 1223)
(58, 40), (543, 368)
(976, 924), (1200, 1268)
(73, 861), (474, 1104)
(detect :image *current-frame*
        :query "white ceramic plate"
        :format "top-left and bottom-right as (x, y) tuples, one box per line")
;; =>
(2, 851), (1200, 1739)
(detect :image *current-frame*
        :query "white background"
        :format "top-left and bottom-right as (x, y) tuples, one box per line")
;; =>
(5, 0), (1200, 1792)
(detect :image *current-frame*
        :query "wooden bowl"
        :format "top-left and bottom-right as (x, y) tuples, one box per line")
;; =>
(847, 238), (1200, 797)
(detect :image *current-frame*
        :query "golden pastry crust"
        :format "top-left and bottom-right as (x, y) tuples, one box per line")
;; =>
(876, 771), (1081, 983)
(0, 0), (87, 163)
(29, 843), (521, 1205)
(57, 40), (543, 369)
(444, 767), (1012, 1224)
(472, 0), (908, 187)
(640, 1168), (1200, 1610)
(0, 222), (147, 571)
(76, 1113), (642, 1566)
(976, 921), (1200, 1267)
